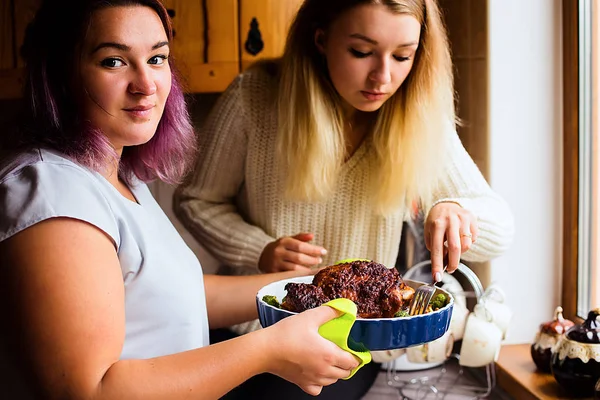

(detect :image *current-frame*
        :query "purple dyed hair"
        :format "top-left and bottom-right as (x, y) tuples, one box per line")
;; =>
(17, 0), (196, 185)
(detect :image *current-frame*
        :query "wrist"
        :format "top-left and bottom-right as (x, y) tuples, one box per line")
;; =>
(249, 327), (278, 375)
(258, 242), (276, 274)
(432, 198), (463, 209)
(257, 249), (269, 274)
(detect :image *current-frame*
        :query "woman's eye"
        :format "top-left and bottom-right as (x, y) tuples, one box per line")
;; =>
(149, 55), (168, 65)
(349, 48), (372, 58)
(100, 58), (124, 68)
(393, 55), (410, 62)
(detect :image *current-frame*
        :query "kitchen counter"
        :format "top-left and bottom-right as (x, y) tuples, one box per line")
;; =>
(496, 344), (595, 400)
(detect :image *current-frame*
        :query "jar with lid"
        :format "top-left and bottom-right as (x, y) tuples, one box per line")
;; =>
(551, 308), (600, 397)
(531, 306), (574, 373)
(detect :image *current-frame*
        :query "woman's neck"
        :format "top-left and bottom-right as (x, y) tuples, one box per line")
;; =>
(100, 148), (137, 203)
(343, 111), (372, 161)
(102, 147), (122, 187)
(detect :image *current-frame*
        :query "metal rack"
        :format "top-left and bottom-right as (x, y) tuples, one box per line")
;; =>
(385, 261), (496, 399)
(386, 355), (496, 400)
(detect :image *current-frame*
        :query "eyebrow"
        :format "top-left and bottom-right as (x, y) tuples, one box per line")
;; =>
(91, 40), (169, 54)
(349, 33), (418, 48)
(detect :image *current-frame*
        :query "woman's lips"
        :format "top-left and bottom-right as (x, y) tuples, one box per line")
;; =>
(124, 105), (154, 119)
(361, 91), (387, 101)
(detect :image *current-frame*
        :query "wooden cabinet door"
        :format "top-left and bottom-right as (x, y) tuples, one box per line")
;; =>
(239, 0), (303, 71)
(162, 0), (239, 93)
(0, 0), (40, 99)
(14, 0), (42, 67)
(0, 0), (13, 71)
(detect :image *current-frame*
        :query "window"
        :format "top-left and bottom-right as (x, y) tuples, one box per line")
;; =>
(563, 0), (600, 320)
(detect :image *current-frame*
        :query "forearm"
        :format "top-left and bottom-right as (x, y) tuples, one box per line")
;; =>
(445, 195), (514, 261)
(203, 271), (310, 329)
(430, 130), (514, 261)
(95, 330), (270, 400)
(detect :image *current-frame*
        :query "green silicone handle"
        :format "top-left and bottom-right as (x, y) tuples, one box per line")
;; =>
(334, 258), (371, 265)
(318, 298), (372, 379)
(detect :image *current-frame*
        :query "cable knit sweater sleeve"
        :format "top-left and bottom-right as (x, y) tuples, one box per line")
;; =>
(428, 127), (515, 262)
(173, 75), (274, 271)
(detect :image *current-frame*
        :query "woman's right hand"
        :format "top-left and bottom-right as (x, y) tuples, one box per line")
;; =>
(261, 305), (360, 396)
(258, 233), (327, 273)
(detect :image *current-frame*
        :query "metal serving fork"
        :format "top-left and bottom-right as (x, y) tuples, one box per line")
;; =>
(408, 266), (447, 316)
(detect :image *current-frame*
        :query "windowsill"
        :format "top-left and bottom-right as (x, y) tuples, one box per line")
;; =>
(496, 344), (594, 400)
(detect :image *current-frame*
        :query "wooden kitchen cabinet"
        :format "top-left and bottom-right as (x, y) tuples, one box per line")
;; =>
(0, 0), (303, 99)
(0, 0), (40, 99)
(162, 0), (240, 93)
(0, 0), (12, 71)
(239, 0), (303, 71)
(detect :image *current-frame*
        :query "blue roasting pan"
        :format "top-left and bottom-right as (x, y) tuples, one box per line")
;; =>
(256, 275), (453, 351)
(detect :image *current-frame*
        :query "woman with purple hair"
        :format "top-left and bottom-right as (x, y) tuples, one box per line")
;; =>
(0, 1), (359, 398)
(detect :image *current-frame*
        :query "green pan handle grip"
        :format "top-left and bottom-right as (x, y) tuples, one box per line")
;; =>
(318, 298), (372, 379)
(334, 258), (371, 265)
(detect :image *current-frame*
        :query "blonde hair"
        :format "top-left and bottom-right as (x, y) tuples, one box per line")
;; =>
(277, 0), (455, 215)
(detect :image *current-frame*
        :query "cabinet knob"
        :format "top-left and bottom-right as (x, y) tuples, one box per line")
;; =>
(244, 17), (264, 56)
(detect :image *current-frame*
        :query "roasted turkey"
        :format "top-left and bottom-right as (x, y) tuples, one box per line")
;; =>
(281, 260), (415, 318)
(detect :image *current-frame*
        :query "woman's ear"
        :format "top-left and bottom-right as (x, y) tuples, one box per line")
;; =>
(314, 29), (326, 53)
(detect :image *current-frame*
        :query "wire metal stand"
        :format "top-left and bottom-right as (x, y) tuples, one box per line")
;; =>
(387, 262), (496, 399)
(386, 354), (496, 399)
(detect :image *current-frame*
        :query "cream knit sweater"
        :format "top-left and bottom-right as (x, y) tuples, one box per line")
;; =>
(173, 65), (514, 335)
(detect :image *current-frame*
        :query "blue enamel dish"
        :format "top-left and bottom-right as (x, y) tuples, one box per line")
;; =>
(256, 276), (454, 352)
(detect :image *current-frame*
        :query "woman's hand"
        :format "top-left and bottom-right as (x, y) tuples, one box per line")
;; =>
(424, 202), (478, 280)
(259, 233), (327, 273)
(262, 305), (359, 396)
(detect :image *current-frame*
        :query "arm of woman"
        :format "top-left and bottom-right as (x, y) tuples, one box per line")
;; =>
(425, 128), (515, 273)
(173, 75), (273, 272)
(203, 270), (312, 329)
(0, 218), (356, 399)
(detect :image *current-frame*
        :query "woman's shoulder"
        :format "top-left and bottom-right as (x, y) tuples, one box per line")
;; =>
(0, 148), (120, 245)
(241, 59), (280, 86)
(236, 59), (280, 102)
(0, 148), (91, 183)
(213, 59), (280, 125)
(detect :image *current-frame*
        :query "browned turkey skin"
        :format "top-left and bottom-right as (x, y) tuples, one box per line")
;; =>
(281, 260), (415, 318)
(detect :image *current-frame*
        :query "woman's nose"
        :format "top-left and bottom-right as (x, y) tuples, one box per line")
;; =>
(128, 67), (157, 95)
(368, 57), (392, 85)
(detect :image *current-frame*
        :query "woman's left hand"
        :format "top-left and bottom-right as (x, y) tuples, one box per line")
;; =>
(424, 202), (478, 280)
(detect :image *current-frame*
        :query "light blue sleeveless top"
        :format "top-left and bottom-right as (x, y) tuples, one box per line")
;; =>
(0, 148), (209, 363)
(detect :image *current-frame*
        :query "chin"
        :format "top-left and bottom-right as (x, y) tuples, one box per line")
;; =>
(136, 134), (156, 146)
(123, 132), (157, 147)
(354, 102), (386, 113)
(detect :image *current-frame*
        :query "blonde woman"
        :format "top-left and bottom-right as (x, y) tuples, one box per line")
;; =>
(174, 0), (513, 398)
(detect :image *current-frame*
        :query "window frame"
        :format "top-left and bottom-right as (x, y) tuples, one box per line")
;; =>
(562, 0), (600, 322)
(562, 0), (581, 322)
